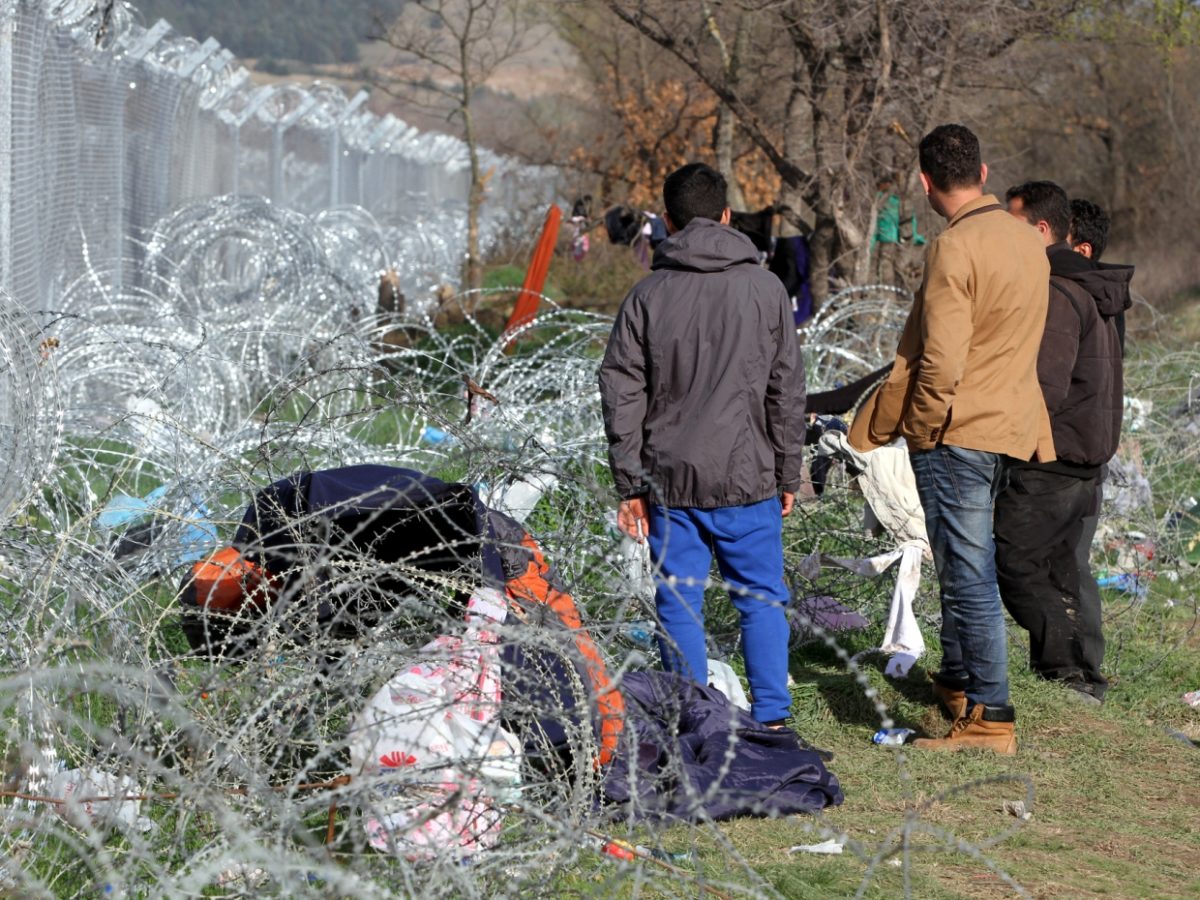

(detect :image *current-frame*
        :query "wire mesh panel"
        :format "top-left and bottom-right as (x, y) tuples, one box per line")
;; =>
(0, 0), (554, 320)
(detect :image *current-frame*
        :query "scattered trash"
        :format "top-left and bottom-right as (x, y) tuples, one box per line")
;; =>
(99, 486), (218, 567)
(619, 620), (656, 650)
(1105, 449), (1153, 518)
(48, 767), (154, 834)
(1123, 396), (1152, 432)
(872, 728), (915, 746)
(1002, 799), (1032, 821)
(596, 839), (636, 862)
(707, 659), (751, 711)
(216, 864), (270, 888)
(1182, 690), (1200, 709)
(788, 836), (846, 855)
(420, 425), (457, 446)
(1107, 534), (1154, 571)
(586, 836), (694, 866)
(642, 847), (694, 865)
(1097, 572), (1149, 599)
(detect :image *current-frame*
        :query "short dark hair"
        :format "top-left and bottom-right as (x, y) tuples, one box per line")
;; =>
(918, 125), (982, 192)
(663, 163), (728, 229)
(1004, 181), (1071, 242)
(1069, 198), (1111, 261)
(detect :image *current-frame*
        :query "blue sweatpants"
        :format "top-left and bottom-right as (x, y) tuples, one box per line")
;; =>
(647, 497), (792, 722)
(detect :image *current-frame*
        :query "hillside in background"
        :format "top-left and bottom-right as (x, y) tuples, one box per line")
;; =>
(134, 0), (404, 64)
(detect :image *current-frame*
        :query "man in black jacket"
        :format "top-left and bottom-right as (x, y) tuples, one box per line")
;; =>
(999, 181), (1134, 703)
(598, 163), (806, 726)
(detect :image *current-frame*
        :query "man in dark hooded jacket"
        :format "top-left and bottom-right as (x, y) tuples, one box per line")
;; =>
(1000, 181), (1134, 704)
(598, 162), (806, 726)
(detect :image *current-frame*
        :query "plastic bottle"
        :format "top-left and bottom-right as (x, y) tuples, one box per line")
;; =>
(872, 727), (915, 746)
(620, 621), (655, 649)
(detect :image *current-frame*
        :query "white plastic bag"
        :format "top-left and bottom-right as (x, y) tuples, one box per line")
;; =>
(707, 659), (751, 711)
(49, 767), (153, 834)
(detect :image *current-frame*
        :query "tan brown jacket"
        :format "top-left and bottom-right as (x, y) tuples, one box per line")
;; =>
(849, 194), (1055, 461)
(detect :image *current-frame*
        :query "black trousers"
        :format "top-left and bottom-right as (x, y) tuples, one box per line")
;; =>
(994, 467), (1108, 698)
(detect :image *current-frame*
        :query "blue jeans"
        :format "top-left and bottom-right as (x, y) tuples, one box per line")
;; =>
(647, 498), (791, 723)
(909, 446), (1010, 708)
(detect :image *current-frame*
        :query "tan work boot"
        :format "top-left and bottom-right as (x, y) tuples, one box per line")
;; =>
(911, 703), (1017, 754)
(931, 681), (968, 721)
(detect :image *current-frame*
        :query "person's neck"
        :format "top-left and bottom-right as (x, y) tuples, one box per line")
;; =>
(939, 187), (985, 221)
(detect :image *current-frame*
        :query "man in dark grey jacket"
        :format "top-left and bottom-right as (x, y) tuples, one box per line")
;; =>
(1000, 181), (1133, 704)
(598, 163), (806, 726)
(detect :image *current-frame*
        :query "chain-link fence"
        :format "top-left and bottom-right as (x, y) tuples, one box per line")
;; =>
(0, 0), (550, 319)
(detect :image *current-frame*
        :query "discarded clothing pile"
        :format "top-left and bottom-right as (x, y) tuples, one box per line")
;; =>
(602, 671), (843, 821)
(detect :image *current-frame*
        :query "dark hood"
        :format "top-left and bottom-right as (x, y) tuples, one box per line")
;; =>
(1048, 243), (1134, 318)
(651, 217), (761, 273)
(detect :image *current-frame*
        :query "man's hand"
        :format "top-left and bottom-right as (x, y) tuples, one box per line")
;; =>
(618, 497), (650, 541)
(780, 491), (795, 517)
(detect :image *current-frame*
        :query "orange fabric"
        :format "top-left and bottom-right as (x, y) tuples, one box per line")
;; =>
(187, 547), (278, 612)
(506, 533), (626, 767)
(502, 204), (562, 348)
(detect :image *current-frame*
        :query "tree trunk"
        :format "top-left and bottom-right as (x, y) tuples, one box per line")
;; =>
(715, 105), (744, 210)
(462, 93), (483, 292)
(714, 13), (748, 210)
(809, 216), (837, 310)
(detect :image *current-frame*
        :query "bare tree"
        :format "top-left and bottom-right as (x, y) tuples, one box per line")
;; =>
(699, 1), (750, 210)
(372, 0), (534, 290)
(550, 4), (779, 214)
(595, 0), (1074, 304)
(985, 0), (1200, 301)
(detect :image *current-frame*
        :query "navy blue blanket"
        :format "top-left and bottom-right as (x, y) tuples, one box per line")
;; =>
(601, 671), (843, 821)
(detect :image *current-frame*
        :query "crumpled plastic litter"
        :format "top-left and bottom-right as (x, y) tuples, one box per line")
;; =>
(788, 836), (846, 855)
(1123, 396), (1152, 432)
(48, 766), (154, 834)
(707, 659), (750, 711)
(1105, 450), (1153, 518)
(1182, 690), (1200, 709)
(1002, 799), (1032, 821)
(1097, 572), (1149, 599)
(99, 486), (218, 566)
(872, 728), (915, 746)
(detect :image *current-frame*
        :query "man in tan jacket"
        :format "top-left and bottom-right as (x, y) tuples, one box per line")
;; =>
(849, 124), (1053, 753)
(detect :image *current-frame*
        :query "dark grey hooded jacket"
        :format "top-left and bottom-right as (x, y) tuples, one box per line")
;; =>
(598, 217), (806, 508)
(1015, 243), (1133, 476)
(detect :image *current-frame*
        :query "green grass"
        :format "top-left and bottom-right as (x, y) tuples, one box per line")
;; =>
(601, 591), (1200, 898)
